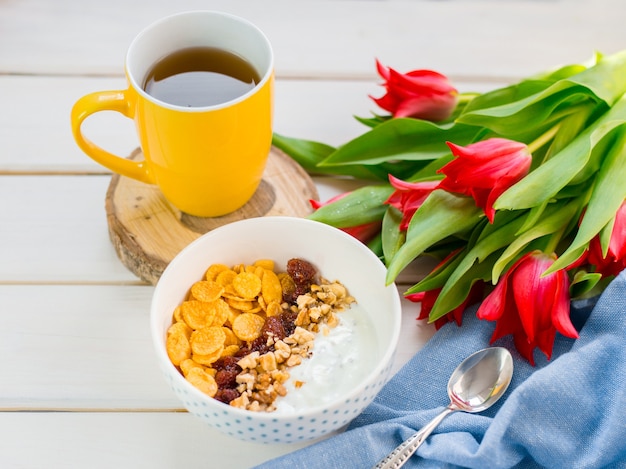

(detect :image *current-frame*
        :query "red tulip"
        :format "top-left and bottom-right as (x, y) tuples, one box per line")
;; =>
(408, 282), (483, 330)
(477, 251), (578, 365)
(437, 138), (532, 223)
(385, 175), (440, 231)
(370, 59), (458, 121)
(309, 194), (381, 244)
(587, 200), (626, 277)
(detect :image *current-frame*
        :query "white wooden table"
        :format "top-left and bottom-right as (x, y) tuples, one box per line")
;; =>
(1, 1), (624, 467)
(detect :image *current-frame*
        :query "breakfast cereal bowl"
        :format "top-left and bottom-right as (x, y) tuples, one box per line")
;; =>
(150, 216), (402, 444)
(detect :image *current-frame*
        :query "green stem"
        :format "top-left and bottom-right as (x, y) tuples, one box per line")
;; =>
(527, 123), (561, 154)
(456, 92), (479, 105)
(543, 228), (564, 255)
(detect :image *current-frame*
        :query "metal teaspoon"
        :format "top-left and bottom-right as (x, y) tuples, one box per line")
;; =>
(373, 347), (514, 469)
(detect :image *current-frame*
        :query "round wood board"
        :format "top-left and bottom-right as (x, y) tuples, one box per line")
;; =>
(105, 146), (319, 285)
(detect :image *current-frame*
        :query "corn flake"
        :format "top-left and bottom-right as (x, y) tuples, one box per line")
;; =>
(215, 269), (237, 287)
(190, 326), (226, 356)
(205, 263), (230, 282)
(221, 344), (241, 358)
(261, 269), (283, 304)
(232, 312), (265, 342)
(191, 280), (224, 303)
(208, 298), (230, 327)
(186, 367), (218, 397)
(181, 300), (213, 330)
(166, 322), (192, 366)
(232, 271), (262, 299)
(193, 347), (224, 366)
(179, 358), (204, 377)
(168, 258), (355, 413)
(253, 259), (275, 271)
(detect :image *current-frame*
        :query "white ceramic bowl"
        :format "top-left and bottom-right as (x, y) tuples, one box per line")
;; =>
(150, 216), (402, 444)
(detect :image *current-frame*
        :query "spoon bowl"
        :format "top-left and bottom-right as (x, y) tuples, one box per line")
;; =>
(374, 347), (513, 469)
(448, 347), (514, 413)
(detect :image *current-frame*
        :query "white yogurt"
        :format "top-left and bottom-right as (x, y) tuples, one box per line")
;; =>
(274, 304), (379, 413)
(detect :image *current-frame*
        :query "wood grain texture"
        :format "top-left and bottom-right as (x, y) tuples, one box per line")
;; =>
(1, 0), (624, 79)
(2, 1), (623, 466)
(106, 147), (319, 284)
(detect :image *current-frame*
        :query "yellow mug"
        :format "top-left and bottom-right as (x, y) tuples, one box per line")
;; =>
(71, 11), (274, 217)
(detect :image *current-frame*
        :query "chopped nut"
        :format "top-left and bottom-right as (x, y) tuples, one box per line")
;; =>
(170, 258), (357, 413)
(237, 351), (260, 370)
(286, 354), (302, 367)
(230, 393), (250, 409)
(259, 351), (278, 372)
(271, 369), (290, 383)
(292, 327), (315, 345)
(274, 382), (288, 397)
(326, 312), (339, 329)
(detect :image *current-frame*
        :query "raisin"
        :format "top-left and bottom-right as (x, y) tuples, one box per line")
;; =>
(262, 315), (286, 341)
(215, 367), (240, 389)
(287, 258), (317, 286)
(214, 388), (240, 404)
(213, 356), (242, 389)
(248, 333), (269, 354)
(282, 289), (299, 305)
(234, 346), (251, 358)
(280, 310), (298, 337)
(213, 356), (239, 370)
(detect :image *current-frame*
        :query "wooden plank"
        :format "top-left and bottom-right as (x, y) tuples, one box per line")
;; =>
(0, 175), (138, 283)
(0, 174), (368, 282)
(0, 173), (435, 284)
(0, 285), (175, 409)
(0, 284), (433, 410)
(0, 411), (313, 468)
(1, 0), (624, 79)
(0, 75), (495, 172)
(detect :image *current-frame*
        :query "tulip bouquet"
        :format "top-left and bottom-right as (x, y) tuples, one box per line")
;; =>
(273, 51), (626, 365)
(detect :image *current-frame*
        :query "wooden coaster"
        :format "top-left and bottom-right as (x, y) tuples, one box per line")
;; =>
(105, 146), (319, 285)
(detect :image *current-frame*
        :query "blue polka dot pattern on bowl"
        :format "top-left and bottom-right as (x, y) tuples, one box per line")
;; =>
(151, 217), (402, 444)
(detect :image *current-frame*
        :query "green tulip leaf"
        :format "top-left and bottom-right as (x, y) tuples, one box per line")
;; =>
(570, 270), (604, 298)
(541, 102), (597, 162)
(353, 113), (390, 129)
(272, 133), (378, 179)
(381, 206), (405, 266)
(532, 63), (590, 82)
(457, 50), (626, 135)
(428, 251), (498, 322)
(308, 184), (393, 228)
(492, 200), (581, 281)
(438, 214), (526, 298)
(317, 118), (481, 167)
(385, 190), (482, 283)
(495, 95), (626, 210)
(599, 216), (616, 258)
(516, 201), (549, 234)
(458, 86), (595, 136)
(366, 232), (384, 259)
(403, 250), (465, 294)
(547, 128), (626, 272)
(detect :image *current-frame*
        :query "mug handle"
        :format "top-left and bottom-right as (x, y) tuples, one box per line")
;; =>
(70, 90), (154, 184)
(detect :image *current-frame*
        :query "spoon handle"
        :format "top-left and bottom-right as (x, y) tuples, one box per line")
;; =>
(373, 407), (455, 469)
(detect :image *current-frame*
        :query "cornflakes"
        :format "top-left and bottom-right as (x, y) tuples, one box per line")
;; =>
(186, 367), (218, 397)
(232, 271), (262, 299)
(166, 258), (356, 413)
(190, 280), (224, 303)
(166, 322), (191, 366)
(190, 326), (226, 356)
(232, 312), (265, 342)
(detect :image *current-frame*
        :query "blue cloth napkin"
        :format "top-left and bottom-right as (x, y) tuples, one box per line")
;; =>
(254, 270), (626, 469)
